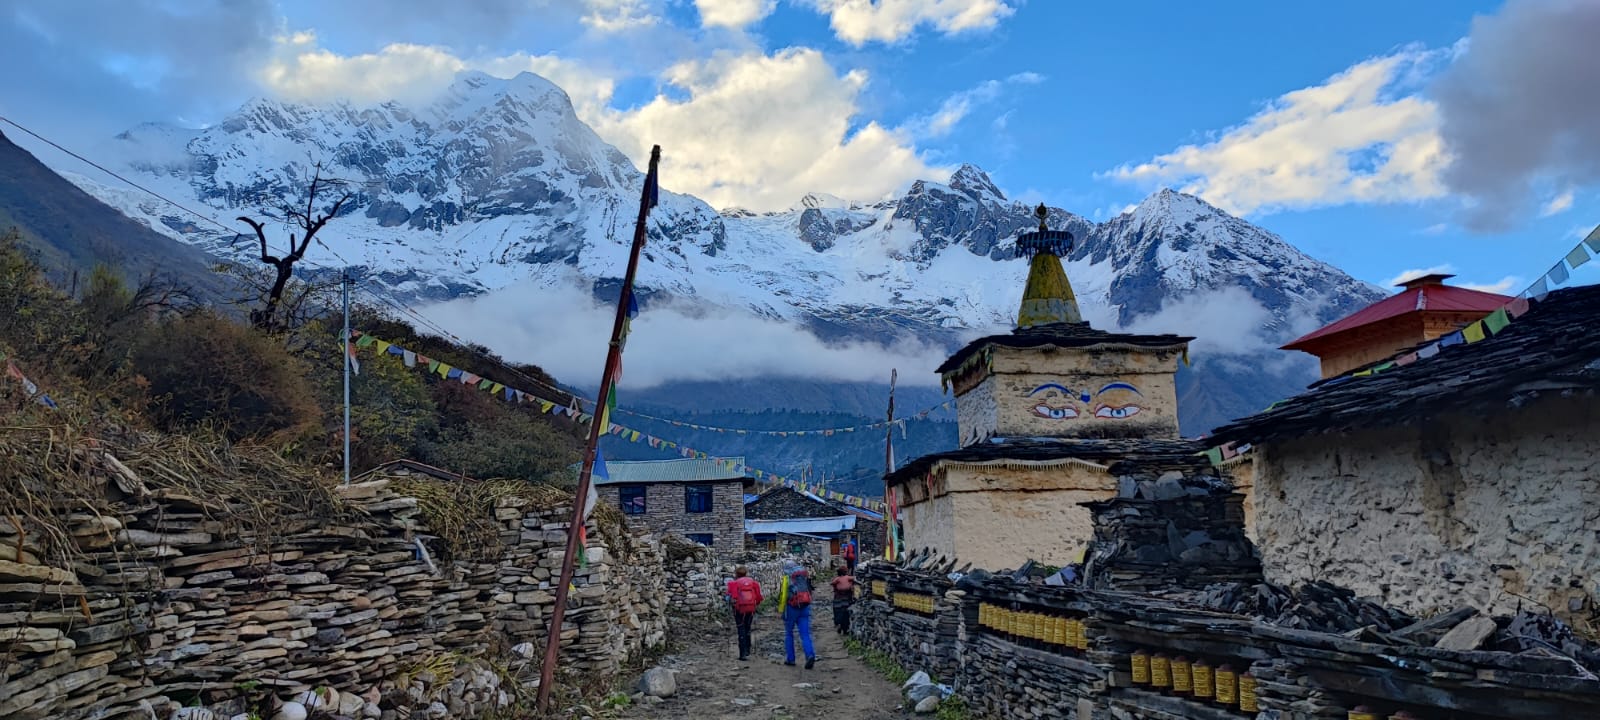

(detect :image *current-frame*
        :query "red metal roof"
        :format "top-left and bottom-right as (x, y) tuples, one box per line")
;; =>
(1283, 281), (1511, 351)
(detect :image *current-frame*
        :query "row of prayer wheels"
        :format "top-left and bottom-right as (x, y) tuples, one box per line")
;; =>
(1130, 651), (1257, 713)
(870, 580), (888, 598)
(892, 592), (935, 614)
(976, 602), (1090, 650)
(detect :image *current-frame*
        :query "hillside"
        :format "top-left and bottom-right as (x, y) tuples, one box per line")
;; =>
(0, 130), (229, 298)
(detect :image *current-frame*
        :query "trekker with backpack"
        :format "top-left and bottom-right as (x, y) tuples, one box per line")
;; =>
(777, 560), (816, 668)
(841, 537), (858, 572)
(725, 566), (763, 661)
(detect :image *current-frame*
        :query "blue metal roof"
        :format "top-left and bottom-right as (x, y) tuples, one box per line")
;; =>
(575, 456), (749, 485)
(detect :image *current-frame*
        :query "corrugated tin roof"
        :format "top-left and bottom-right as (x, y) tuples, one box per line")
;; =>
(744, 516), (856, 535)
(576, 456), (750, 485)
(1284, 282), (1511, 351)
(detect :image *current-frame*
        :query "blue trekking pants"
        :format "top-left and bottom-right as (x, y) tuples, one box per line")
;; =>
(783, 605), (815, 662)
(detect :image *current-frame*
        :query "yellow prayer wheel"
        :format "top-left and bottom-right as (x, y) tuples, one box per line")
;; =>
(1171, 657), (1192, 694)
(1028, 612), (1041, 640)
(1075, 619), (1090, 650)
(1150, 654), (1171, 689)
(1191, 660), (1214, 699)
(1064, 618), (1081, 650)
(1239, 673), (1258, 712)
(1130, 651), (1150, 684)
(978, 603), (989, 628)
(1051, 616), (1067, 645)
(1001, 608), (1013, 637)
(1214, 664), (1237, 705)
(1348, 706), (1378, 720)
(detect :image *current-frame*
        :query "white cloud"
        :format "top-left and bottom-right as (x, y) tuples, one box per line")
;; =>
(1381, 265), (1516, 294)
(259, 32), (616, 116)
(1106, 48), (1450, 216)
(592, 48), (939, 211)
(1418, 223), (1448, 235)
(580, 0), (659, 31)
(1384, 264), (1455, 287)
(694, 0), (777, 29)
(1540, 189), (1574, 217)
(906, 71), (1043, 139)
(418, 276), (946, 388)
(1461, 276), (1520, 294)
(807, 0), (1017, 45)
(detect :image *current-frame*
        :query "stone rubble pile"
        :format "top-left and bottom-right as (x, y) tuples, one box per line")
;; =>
(0, 457), (695, 720)
(1082, 471), (1261, 592)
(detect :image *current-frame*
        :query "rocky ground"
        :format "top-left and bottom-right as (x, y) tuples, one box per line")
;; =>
(621, 603), (910, 719)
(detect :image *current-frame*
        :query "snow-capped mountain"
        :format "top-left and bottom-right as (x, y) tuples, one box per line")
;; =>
(53, 70), (1384, 432)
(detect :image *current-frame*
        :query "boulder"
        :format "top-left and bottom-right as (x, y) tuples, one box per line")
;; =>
(914, 696), (940, 713)
(270, 702), (307, 720)
(638, 667), (676, 698)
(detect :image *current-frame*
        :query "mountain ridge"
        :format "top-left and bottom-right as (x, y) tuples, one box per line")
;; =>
(42, 69), (1386, 437)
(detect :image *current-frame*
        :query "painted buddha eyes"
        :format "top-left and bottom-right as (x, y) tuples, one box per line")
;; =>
(1027, 382), (1146, 420)
(1033, 404), (1079, 419)
(1094, 404), (1141, 419)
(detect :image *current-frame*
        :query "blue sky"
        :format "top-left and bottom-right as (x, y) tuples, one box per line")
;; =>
(3, 0), (1598, 293)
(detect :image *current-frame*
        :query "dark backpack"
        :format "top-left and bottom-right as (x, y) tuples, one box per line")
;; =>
(787, 569), (813, 607)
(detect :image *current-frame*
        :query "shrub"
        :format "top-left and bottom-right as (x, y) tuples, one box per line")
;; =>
(131, 312), (322, 444)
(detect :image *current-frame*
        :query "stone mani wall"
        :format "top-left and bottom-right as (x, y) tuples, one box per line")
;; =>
(597, 480), (746, 555)
(0, 470), (681, 720)
(1255, 397), (1600, 621)
(850, 564), (1600, 720)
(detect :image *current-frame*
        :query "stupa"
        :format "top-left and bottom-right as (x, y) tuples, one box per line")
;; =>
(885, 205), (1201, 570)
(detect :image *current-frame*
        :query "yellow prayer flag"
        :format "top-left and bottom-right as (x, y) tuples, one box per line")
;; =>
(375, 340), (391, 354)
(437, 363), (453, 378)
(1463, 321), (1487, 343)
(490, 382), (504, 394)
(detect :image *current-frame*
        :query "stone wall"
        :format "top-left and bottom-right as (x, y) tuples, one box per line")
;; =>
(851, 562), (1600, 720)
(0, 462), (677, 720)
(597, 480), (746, 555)
(1255, 395), (1600, 620)
(901, 463), (1112, 571)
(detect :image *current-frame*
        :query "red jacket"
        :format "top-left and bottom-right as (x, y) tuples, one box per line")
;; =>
(726, 576), (763, 612)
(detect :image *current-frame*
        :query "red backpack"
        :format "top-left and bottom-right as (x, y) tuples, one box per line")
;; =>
(786, 569), (813, 607)
(729, 577), (762, 613)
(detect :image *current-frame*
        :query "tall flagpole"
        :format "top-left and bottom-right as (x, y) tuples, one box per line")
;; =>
(536, 145), (660, 714)
(884, 368), (896, 560)
(341, 268), (352, 485)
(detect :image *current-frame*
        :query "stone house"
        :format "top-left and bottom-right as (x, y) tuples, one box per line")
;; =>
(887, 208), (1214, 572)
(587, 457), (752, 555)
(1211, 284), (1600, 621)
(743, 486), (884, 559)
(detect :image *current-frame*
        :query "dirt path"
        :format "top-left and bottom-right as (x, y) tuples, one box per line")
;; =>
(622, 603), (908, 719)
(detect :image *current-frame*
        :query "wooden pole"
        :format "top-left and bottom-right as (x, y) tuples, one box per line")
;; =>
(883, 368), (896, 560)
(535, 145), (660, 714)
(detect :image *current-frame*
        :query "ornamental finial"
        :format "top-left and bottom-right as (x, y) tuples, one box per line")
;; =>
(1035, 203), (1048, 232)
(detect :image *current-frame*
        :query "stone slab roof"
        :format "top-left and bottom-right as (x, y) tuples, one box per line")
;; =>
(936, 322), (1192, 375)
(885, 437), (1209, 488)
(1212, 284), (1600, 445)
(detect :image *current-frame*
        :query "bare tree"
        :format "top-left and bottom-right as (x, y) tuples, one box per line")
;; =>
(234, 166), (351, 331)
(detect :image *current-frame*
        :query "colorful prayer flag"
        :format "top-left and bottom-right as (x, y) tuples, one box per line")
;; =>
(1417, 343), (1441, 359)
(1506, 297), (1531, 318)
(1438, 331), (1465, 348)
(1463, 321), (1486, 343)
(355, 333), (376, 348)
(403, 349), (417, 367)
(1566, 244), (1592, 270)
(1548, 262), (1570, 286)
(1483, 307), (1511, 335)
(346, 340), (361, 375)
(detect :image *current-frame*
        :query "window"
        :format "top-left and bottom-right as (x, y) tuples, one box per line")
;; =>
(686, 533), (713, 547)
(685, 484), (714, 513)
(619, 486), (646, 515)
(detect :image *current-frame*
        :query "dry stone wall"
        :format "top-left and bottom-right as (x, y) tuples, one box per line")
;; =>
(0, 461), (686, 720)
(852, 561), (1600, 720)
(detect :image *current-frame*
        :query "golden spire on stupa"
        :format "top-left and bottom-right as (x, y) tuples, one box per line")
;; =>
(1015, 203), (1082, 328)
